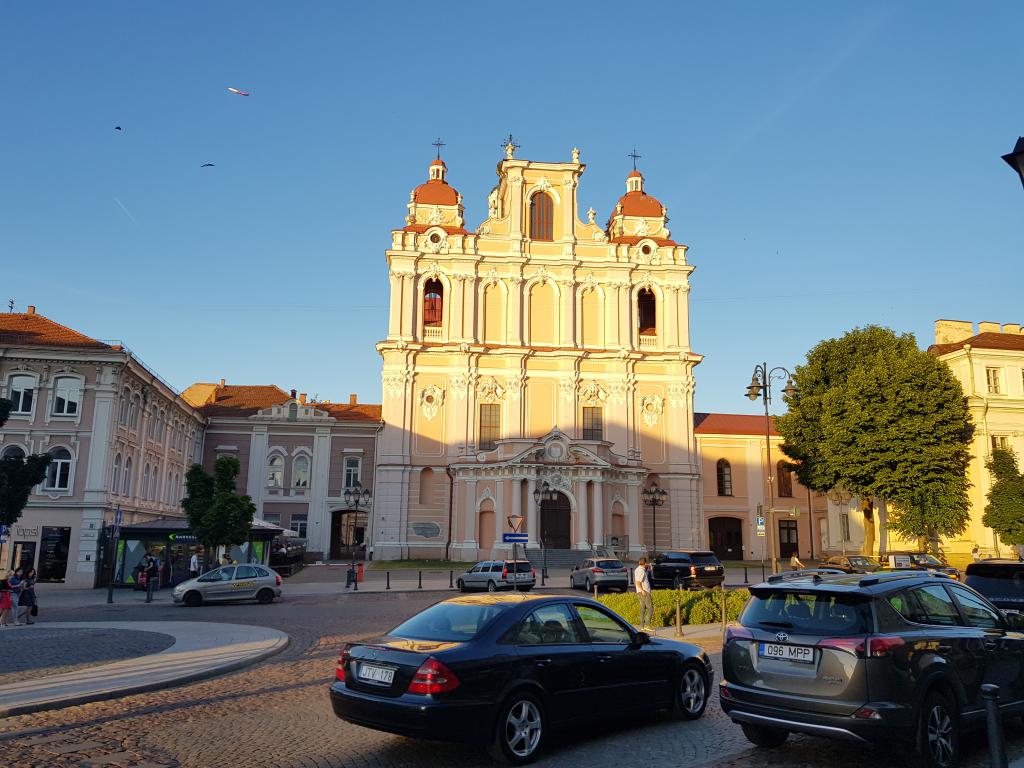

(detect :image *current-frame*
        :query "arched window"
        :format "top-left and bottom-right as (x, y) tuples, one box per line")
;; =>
(287, 402), (298, 421)
(112, 453), (122, 494)
(129, 394), (141, 430)
(777, 461), (794, 497)
(267, 455), (284, 487)
(637, 288), (657, 335)
(529, 192), (554, 241)
(52, 376), (81, 415)
(123, 457), (133, 497)
(423, 279), (443, 327)
(142, 464), (150, 500)
(119, 389), (130, 425)
(7, 374), (35, 414)
(293, 455), (310, 488)
(45, 447), (73, 490)
(2, 445), (26, 460)
(716, 459), (733, 497)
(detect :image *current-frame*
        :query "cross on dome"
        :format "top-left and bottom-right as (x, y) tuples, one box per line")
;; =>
(502, 133), (520, 160)
(432, 137), (445, 159)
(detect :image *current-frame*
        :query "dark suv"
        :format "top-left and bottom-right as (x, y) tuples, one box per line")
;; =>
(964, 559), (1024, 613)
(650, 551), (724, 590)
(720, 571), (1024, 768)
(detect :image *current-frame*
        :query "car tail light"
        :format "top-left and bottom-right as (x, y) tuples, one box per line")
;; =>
(275, 573), (282, 586)
(724, 625), (754, 643)
(852, 705), (882, 720)
(530, 568), (536, 578)
(336, 644), (352, 682)
(501, 567), (508, 579)
(720, 685), (733, 699)
(593, 567), (605, 574)
(690, 566), (697, 576)
(866, 635), (905, 657)
(818, 637), (865, 656)
(407, 657), (459, 695)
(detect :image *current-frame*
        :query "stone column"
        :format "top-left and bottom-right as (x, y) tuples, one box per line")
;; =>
(593, 480), (604, 550)
(388, 272), (402, 338)
(247, 427), (268, 513)
(627, 482), (643, 556)
(574, 478), (589, 549)
(527, 476), (539, 548)
(464, 478), (478, 552)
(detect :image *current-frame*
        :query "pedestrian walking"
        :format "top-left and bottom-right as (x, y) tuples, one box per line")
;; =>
(145, 553), (160, 603)
(790, 553), (806, 571)
(220, 553), (231, 567)
(9, 569), (23, 625)
(634, 557), (654, 631)
(0, 571), (14, 627)
(189, 550), (200, 579)
(16, 568), (36, 625)
(971, 544), (981, 562)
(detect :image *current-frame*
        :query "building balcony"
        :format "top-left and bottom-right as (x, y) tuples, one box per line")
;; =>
(424, 326), (443, 341)
(638, 334), (658, 349)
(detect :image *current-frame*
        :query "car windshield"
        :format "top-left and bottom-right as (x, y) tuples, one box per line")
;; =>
(849, 557), (873, 567)
(965, 567), (1024, 602)
(911, 554), (943, 566)
(743, 589), (872, 636)
(390, 601), (512, 641)
(691, 553), (720, 566)
(507, 561), (533, 573)
(596, 560), (624, 569)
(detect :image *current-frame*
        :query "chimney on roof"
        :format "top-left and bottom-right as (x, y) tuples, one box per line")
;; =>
(290, 389), (297, 399)
(934, 320), (974, 346)
(349, 393), (357, 405)
(299, 393), (307, 404)
(1003, 323), (1022, 335)
(978, 321), (1001, 334)
(219, 378), (225, 387)
(27, 305), (36, 316)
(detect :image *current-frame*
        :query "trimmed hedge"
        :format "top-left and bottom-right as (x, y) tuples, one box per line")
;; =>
(597, 587), (750, 628)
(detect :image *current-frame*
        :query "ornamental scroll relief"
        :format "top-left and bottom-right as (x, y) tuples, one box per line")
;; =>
(419, 385), (445, 421)
(383, 372), (409, 399)
(477, 376), (505, 404)
(578, 379), (607, 405)
(640, 394), (665, 428)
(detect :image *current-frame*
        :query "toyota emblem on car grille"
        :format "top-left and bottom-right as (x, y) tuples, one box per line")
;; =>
(775, 632), (789, 642)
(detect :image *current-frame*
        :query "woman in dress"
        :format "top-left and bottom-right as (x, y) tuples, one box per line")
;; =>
(16, 568), (36, 625)
(0, 571), (13, 627)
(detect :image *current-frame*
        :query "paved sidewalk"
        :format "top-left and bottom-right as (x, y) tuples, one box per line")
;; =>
(0, 621), (289, 718)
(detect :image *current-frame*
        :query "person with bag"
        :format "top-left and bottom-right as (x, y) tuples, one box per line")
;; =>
(0, 571), (13, 627)
(145, 553), (160, 603)
(17, 568), (36, 625)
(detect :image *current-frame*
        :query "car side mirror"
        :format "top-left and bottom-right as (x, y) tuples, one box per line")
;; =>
(631, 631), (651, 649)
(1004, 611), (1024, 631)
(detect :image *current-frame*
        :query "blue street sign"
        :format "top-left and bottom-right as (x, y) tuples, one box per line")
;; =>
(755, 516), (765, 526)
(502, 533), (528, 543)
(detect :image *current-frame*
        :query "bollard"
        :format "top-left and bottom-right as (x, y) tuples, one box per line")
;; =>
(449, 570), (454, 589)
(541, 568), (546, 587)
(675, 597), (684, 638)
(386, 571), (391, 590)
(593, 582), (599, 600)
(981, 684), (1008, 768)
(743, 566), (749, 585)
(761, 563), (766, 582)
(721, 584), (727, 636)
(418, 570), (423, 589)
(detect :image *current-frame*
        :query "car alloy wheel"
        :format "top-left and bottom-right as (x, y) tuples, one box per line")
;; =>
(257, 588), (274, 604)
(503, 698), (542, 758)
(183, 591), (202, 608)
(678, 665), (708, 718)
(923, 694), (958, 768)
(487, 580), (498, 593)
(585, 578), (592, 592)
(457, 579), (466, 593)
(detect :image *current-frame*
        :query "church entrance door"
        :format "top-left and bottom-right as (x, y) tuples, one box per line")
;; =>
(540, 492), (571, 549)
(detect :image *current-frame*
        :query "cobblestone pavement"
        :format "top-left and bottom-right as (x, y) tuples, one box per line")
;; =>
(0, 590), (1021, 768)
(0, 628), (175, 686)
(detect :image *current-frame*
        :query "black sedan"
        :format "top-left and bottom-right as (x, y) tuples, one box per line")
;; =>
(330, 594), (712, 765)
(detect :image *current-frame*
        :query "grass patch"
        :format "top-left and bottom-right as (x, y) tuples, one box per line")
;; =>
(598, 587), (750, 628)
(369, 559), (477, 572)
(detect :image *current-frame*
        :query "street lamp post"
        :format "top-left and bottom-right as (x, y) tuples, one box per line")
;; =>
(533, 481), (556, 579)
(641, 483), (667, 554)
(343, 481), (372, 591)
(1002, 136), (1024, 190)
(745, 363), (798, 574)
(826, 488), (853, 557)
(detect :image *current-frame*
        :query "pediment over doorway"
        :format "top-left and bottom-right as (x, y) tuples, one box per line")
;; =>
(499, 428), (629, 468)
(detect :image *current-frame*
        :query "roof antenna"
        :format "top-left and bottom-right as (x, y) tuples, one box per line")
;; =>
(7, 299), (13, 313)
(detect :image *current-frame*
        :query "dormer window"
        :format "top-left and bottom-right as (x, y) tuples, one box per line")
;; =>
(637, 289), (657, 335)
(530, 192), (553, 241)
(423, 279), (443, 327)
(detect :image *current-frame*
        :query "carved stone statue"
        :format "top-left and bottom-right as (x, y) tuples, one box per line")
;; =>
(572, 147), (581, 163)
(587, 207), (596, 225)
(487, 187), (499, 219)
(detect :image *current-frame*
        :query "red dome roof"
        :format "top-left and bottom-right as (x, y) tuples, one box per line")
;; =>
(431, 158), (447, 168)
(414, 179), (459, 206)
(614, 190), (665, 218)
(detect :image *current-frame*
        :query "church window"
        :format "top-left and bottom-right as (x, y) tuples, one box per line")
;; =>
(529, 192), (553, 241)
(582, 407), (603, 441)
(637, 289), (656, 336)
(716, 459), (733, 497)
(777, 461), (793, 497)
(479, 404), (501, 451)
(423, 279), (443, 327)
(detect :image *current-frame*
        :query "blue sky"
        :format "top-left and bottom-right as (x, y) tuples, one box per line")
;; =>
(3, 2), (1022, 415)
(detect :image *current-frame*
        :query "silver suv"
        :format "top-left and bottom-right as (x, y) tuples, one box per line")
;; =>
(721, 571), (1024, 768)
(456, 560), (536, 592)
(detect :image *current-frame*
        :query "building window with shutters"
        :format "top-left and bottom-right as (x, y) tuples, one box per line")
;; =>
(529, 192), (553, 241)
(777, 461), (793, 497)
(479, 404), (501, 451)
(986, 367), (1002, 395)
(991, 435), (1010, 453)
(716, 459), (733, 497)
(582, 407), (603, 441)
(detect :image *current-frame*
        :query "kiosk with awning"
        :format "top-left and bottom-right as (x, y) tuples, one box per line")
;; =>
(112, 518), (283, 588)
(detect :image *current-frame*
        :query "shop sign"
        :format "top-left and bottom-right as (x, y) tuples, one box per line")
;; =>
(169, 533), (197, 542)
(16, 526), (38, 537)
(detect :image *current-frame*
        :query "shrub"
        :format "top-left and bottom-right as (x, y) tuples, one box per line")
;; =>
(687, 598), (719, 625)
(597, 587), (751, 627)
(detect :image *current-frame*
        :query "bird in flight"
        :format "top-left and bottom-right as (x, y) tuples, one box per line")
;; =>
(227, 87), (250, 96)
(114, 126), (123, 132)
(200, 163), (215, 167)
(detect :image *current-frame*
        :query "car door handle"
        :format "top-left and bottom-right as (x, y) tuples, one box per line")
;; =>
(534, 658), (552, 667)
(983, 640), (998, 651)
(597, 655), (612, 663)
(936, 644), (953, 654)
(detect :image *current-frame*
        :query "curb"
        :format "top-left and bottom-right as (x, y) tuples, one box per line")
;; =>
(0, 632), (290, 722)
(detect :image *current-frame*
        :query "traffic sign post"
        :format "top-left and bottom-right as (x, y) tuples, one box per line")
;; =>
(502, 533), (528, 543)
(107, 507), (122, 605)
(505, 516), (526, 592)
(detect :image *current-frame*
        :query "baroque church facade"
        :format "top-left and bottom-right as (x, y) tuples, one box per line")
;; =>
(373, 143), (703, 561)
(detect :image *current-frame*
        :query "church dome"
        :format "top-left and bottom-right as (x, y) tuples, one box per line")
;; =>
(612, 171), (665, 218)
(413, 158), (459, 205)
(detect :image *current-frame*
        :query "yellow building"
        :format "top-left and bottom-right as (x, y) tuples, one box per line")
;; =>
(928, 319), (1024, 563)
(373, 143), (702, 561)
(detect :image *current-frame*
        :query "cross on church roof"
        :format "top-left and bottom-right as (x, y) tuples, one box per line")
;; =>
(629, 147), (642, 171)
(503, 133), (520, 160)
(432, 137), (445, 159)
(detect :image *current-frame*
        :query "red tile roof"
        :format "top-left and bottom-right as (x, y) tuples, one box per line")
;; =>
(695, 412), (779, 436)
(317, 403), (382, 422)
(192, 384), (291, 417)
(928, 332), (1024, 356)
(414, 179), (459, 206)
(0, 312), (112, 350)
(613, 190), (665, 218)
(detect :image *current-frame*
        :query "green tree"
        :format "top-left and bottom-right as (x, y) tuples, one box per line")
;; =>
(181, 456), (255, 567)
(777, 326), (974, 552)
(982, 449), (1024, 547)
(0, 398), (52, 527)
